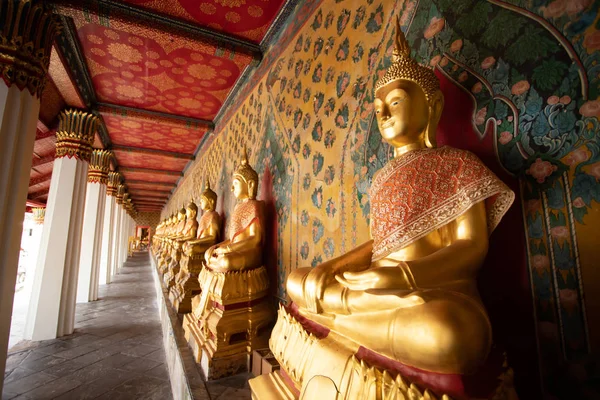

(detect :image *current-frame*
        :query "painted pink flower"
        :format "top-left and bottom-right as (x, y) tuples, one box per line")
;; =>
(564, 148), (589, 165)
(440, 56), (449, 67)
(474, 107), (487, 125)
(540, 0), (567, 18)
(450, 39), (463, 52)
(579, 100), (600, 117)
(458, 71), (468, 82)
(559, 289), (579, 313)
(429, 55), (441, 66)
(424, 17), (445, 39)
(472, 82), (483, 94)
(548, 95), (560, 105)
(527, 199), (541, 213)
(551, 226), (570, 239)
(532, 255), (550, 272)
(526, 158), (557, 183)
(583, 30), (600, 51)
(508, 116), (514, 122)
(481, 56), (496, 69)
(451, 65), (459, 72)
(559, 95), (572, 105)
(511, 80), (531, 96)
(573, 197), (586, 208)
(587, 162), (600, 179)
(499, 131), (513, 145)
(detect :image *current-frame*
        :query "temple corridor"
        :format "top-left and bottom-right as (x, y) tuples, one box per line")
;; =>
(3, 252), (172, 400)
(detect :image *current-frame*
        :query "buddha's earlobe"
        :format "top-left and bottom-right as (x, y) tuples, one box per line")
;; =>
(425, 91), (444, 148)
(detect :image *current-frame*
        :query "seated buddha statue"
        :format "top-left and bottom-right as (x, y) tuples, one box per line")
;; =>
(203, 151), (264, 273)
(183, 151), (273, 379)
(156, 216), (174, 271)
(170, 180), (221, 313)
(164, 204), (196, 288)
(252, 20), (515, 399)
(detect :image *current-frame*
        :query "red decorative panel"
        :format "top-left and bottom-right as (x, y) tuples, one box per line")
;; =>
(34, 163), (54, 176)
(48, 47), (85, 108)
(28, 180), (51, 193)
(121, 170), (180, 184)
(127, 182), (174, 191)
(121, 0), (286, 43)
(101, 111), (208, 154)
(67, 9), (253, 119)
(114, 149), (189, 171)
(33, 137), (56, 158)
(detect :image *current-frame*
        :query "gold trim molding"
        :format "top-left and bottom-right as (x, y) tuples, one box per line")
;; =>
(116, 184), (126, 204)
(0, 0), (61, 98)
(32, 207), (45, 224)
(55, 109), (98, 162)
(107, 171), (121, 196)
(87, 150), (112, 184)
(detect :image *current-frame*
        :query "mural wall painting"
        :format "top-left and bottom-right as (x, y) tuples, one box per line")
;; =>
(164, 0), (600, 398)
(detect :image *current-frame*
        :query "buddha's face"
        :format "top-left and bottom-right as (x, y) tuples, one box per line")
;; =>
(186, 207), (196, 219)
(200, 197), (208, 211)
(374, 80), (429, 148)
(232, 177), (249, 200)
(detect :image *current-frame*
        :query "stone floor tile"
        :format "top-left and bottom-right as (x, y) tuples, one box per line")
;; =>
(215, 387), (252, 400)
(52, 344), (97, 359)
(4, 352), (28, 372)
(3, 368), (37, 385)
(143, 348), (167, 363)
(145, 382), (174, 400)
(18, 375), (83, 400)
(19, 355), (67, 372)
(2, 371), (56, 395)
(121, 343), (159, 358)
(119, 357), (162, 373)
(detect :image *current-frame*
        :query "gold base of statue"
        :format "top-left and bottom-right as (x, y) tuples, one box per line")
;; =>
(168, 252), (204, 313)
(183, 265), (274, 380)
(249, 306), (518, 400)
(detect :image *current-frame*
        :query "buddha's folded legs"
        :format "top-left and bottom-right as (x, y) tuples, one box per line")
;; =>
(320, 289), (492, 375)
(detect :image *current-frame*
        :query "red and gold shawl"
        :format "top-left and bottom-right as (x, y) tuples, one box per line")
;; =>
(229, 199), (264, 242)
(370, 146), (514, 261)
(197, 210), (218, 238)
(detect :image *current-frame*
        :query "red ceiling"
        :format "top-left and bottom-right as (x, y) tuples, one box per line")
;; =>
(113, 149), (190, 171)
(121, 170), (180, 184)
(120, 0), (286, 43)
(101, 111), (208, 154)
(73, 15), (252, 120)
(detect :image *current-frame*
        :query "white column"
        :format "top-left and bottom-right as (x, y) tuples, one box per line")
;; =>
(24, 110), (98, 340)
(76, 150), (111, 303)
(0, 3), (59, 389)
(99, 173), (119, 285)
(112, 187), (125, 276)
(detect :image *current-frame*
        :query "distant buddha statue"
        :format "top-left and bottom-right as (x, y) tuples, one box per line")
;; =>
(184, 150), (273, 380)
(170, 181), (221, 313)
(251, 19), (516, 400)
(159, 210), (185, 276)
(164, 203), (197, 289)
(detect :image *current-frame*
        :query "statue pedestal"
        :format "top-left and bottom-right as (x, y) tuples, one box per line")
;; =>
(183, 265), (273, 380)
(250, 306), (518, 400)
(169, 251), (204, 313)
(157, 243), (171, 276)
(163, 243), (182, 289)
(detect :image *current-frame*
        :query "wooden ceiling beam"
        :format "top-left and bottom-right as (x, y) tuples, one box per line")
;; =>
(125, 180), (175, 187)
(112, 145), (194, 160)
(120, 167), (183, 176)
(98, 103), (214, 129)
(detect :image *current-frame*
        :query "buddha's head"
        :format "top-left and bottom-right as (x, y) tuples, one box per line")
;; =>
(232, 148), (258, 200)
(177, 206), (186, 221)
(200, 179), (217, 211)
(374, 18), (444, 150)
(186, 200), (198, 219)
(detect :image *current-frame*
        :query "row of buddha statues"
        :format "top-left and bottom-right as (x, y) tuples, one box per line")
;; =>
(151, 152), (273, 379)
(151, 21), (518, 400)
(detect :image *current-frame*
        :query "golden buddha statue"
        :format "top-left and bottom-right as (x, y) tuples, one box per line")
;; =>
(159, 211), (184, 276)
(251, 19), (516, 400)
(170, 183), (221, 313)
(163, 204), (196, 289)
(155, 216), (173, 272)
(183, 150), (273, 380)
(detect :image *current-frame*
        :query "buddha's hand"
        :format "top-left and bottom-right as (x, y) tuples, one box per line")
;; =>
(304, 260), (369, 313)
(335, 263), (412, 291)
(205, 245), (218, 262)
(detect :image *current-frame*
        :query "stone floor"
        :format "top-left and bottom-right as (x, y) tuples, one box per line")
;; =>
(3, 252), (173, 400)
